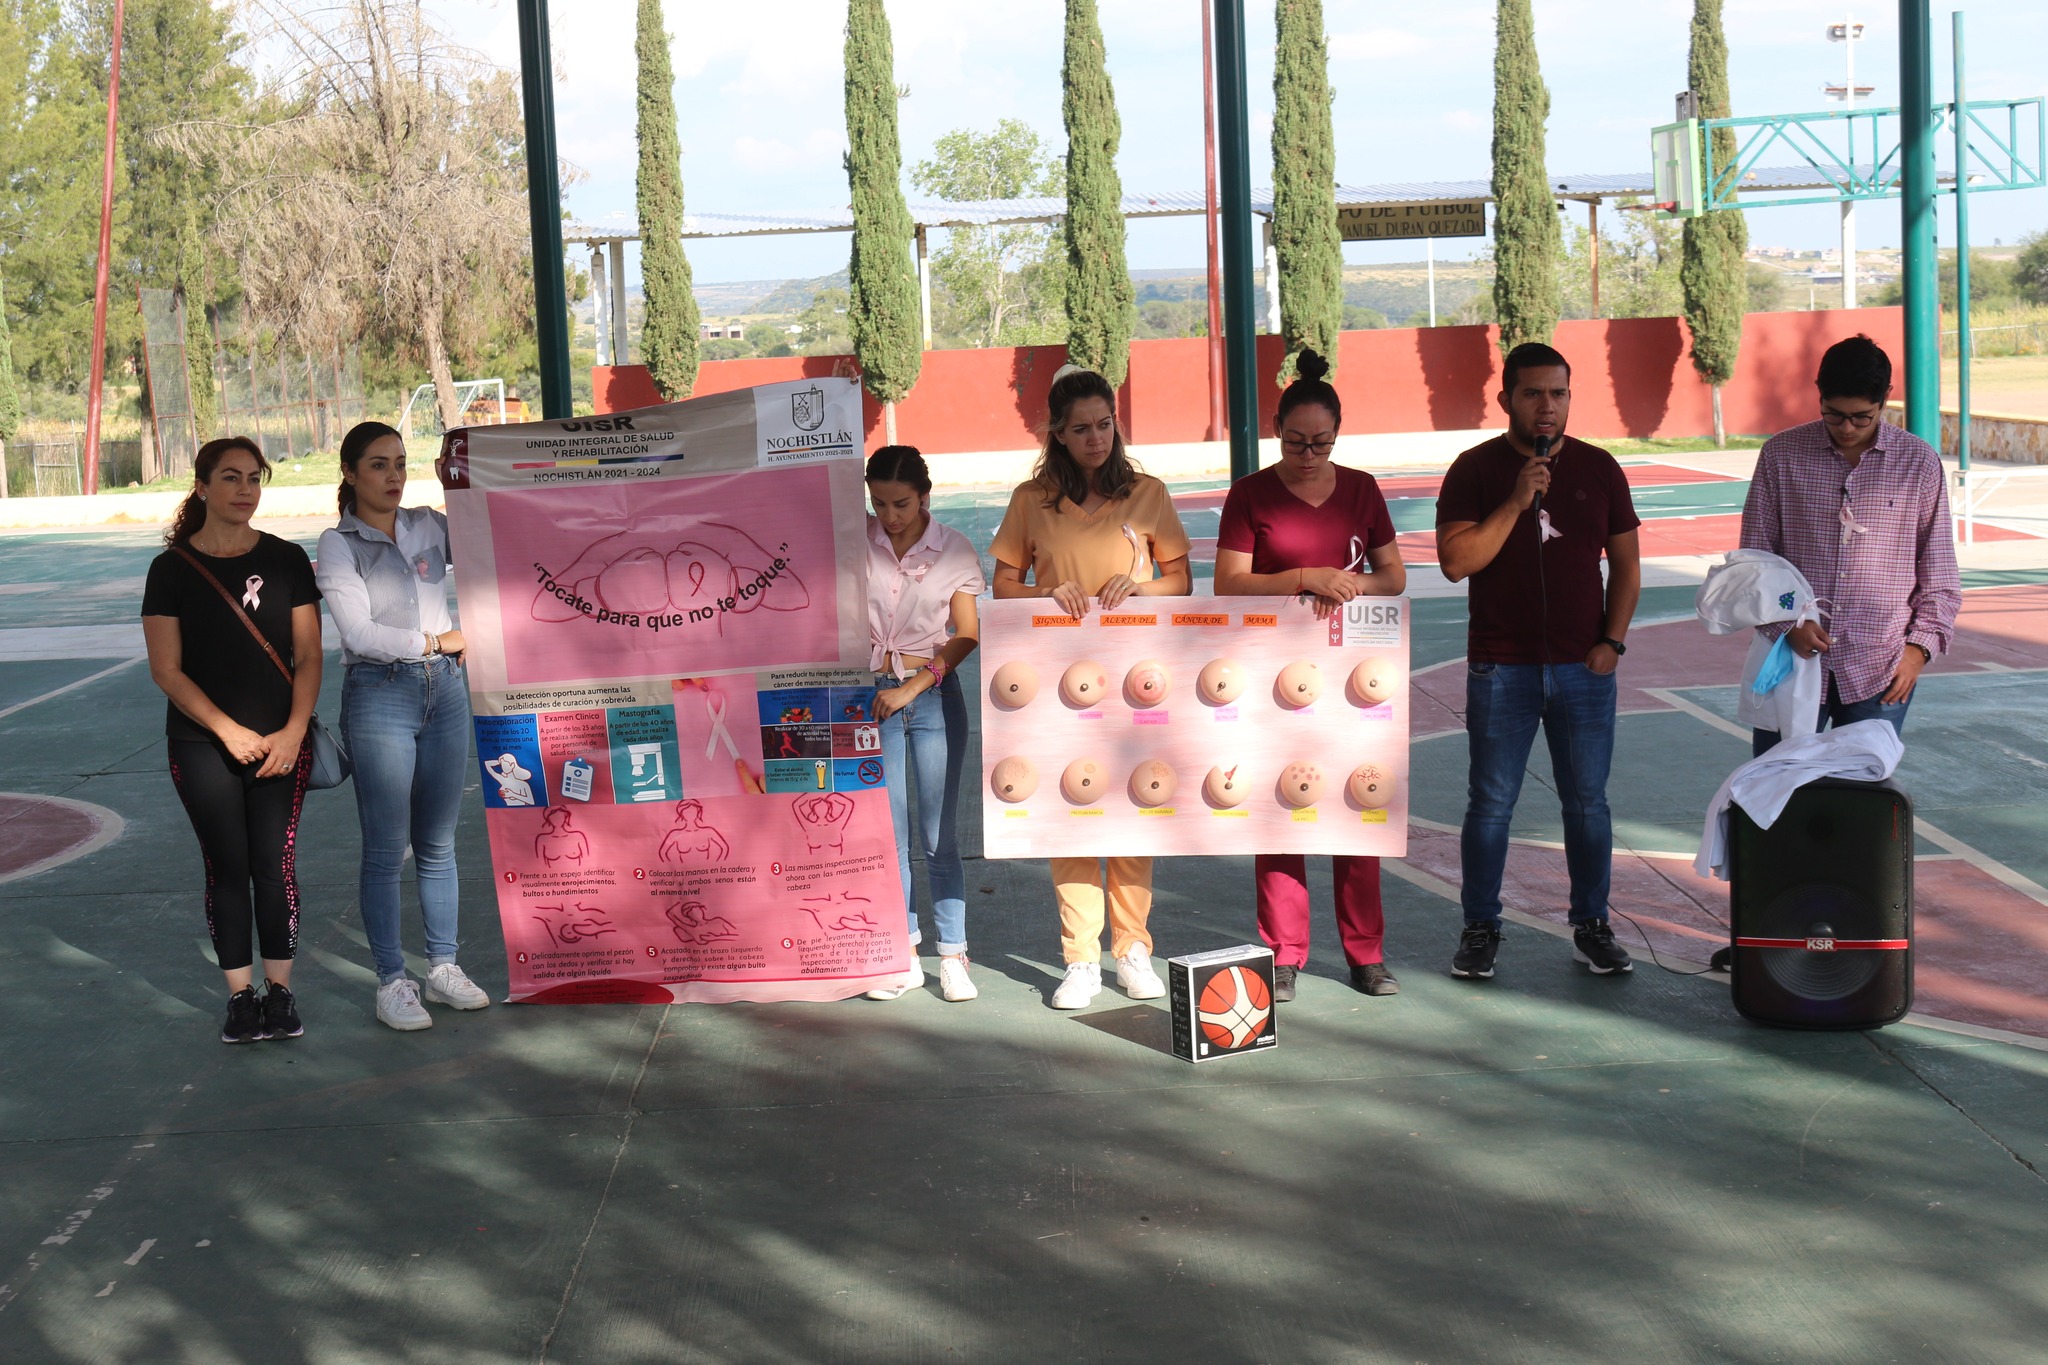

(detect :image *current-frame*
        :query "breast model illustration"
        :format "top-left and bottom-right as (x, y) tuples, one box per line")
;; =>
(1128, 759), (1178, 807)
(1124, 660), (1171, 708)
(1277, 761), (1325, 808)
(1202, 763), (1251, 808)
(1349, 657), (1399, 706)
(1347, 762), (1397, 809)
(1275, 661), (1324, 709)
(1061, 757), (1109, 805)
(990, 660), (1040, 709)
(990, 755), (1039, 803)
(1060, 660), (1111, 709)
(1196, 658), (1247, 706)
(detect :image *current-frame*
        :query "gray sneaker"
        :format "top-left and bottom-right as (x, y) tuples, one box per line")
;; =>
(376, 977), (433, 1031)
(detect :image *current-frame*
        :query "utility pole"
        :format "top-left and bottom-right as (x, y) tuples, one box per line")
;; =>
(82, 0), (128, 497)
(1213, 0), (1258, 479)
(1898, 0), (1937, 443)
(516, 0), (573, 419)
(1825, 13), (1872, 308)
(1200, 0), (1226, 443)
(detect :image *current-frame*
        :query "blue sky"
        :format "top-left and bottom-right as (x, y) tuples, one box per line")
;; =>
(438, 0), (2048, 285)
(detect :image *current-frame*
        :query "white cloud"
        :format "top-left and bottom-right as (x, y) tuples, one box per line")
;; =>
(1329, 29), (1430, 62)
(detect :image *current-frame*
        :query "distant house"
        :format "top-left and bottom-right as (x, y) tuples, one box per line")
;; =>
(698, 321), (746, 341)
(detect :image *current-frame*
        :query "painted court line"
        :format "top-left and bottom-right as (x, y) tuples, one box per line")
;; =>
(0, 656), (147, 720)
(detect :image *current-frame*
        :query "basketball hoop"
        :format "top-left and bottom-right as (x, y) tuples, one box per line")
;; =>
(1619, 201), (1678, 213)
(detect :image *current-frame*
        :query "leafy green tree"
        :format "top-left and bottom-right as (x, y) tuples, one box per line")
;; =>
(1489, 0), (1559, 352)
(844, 0), (922, 439)
(744, 321), (794, 357)
(797, 287), (852, 357)
(177, 201), (217, 438)
(1271, 0), (1342, 380)
(1559, 201), (1682, 320)
(0, 270), (20, 446)
(636, 0), (699, 399)
(2017, 230), (2048, 306)
(1061, 0), (1134, 385)
(1680, 0), (1747, 445)
(910, 120), (1066, 348)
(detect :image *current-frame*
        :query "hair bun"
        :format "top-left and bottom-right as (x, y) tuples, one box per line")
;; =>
(1052, 363), (1087, 383)
(1295, 349), (1330, 383)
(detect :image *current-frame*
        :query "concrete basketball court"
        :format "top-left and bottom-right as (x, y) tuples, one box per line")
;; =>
(6, 451), (2048, 1362)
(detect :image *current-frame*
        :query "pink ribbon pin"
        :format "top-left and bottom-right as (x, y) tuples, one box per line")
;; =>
(1537, 510), (1562, 543)
(242, 576), (263, 609)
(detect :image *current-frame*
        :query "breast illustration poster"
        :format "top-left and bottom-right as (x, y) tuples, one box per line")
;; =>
(978, 596), (1410, 859)
(440, 379), (910, 1004)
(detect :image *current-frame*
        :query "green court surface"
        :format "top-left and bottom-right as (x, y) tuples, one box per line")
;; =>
(6, 520), (2048, 1364)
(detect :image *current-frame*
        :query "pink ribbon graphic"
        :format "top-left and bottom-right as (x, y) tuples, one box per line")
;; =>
(1537, 510), (1562, 543)
(242, 576), (263, 610)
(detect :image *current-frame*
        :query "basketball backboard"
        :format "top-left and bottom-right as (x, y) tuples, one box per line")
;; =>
(1651, 119), (1704, 219)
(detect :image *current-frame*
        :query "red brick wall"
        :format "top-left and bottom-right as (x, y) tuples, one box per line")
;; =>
(593, 307), (1905, 451)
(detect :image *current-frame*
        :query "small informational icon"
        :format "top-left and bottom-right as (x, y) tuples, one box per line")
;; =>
(791, 385), (826, 432)
(857, 758), (884, 787)
(813, 759), (830, 789)
(560, 756), (594, 802)
(853, 723), (880, 753)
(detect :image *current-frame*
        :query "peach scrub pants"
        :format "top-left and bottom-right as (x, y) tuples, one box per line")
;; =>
(1052, 856), (1154, 964)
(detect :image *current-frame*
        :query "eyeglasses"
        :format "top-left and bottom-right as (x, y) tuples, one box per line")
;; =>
(1819, 408), (1880, 429)
(1279, 437), (1336, 456)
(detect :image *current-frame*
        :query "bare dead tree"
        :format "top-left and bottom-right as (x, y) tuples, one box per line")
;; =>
(165, 0), (549, 432)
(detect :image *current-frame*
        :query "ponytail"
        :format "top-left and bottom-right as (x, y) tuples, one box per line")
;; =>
(165, 437), (268, 546)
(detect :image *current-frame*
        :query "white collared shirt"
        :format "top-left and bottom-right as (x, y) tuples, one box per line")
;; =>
(316, 506), (456, 665)
(866, 513), (985, 675)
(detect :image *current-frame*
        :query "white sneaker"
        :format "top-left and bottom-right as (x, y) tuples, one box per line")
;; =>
(424, 963), (492, 1010)
(938, 954), (977, 1002)
(376, 977), (433, 1031)
(1115, 950), (1165, 1000)
(865, 962), (925, 1000)
(1051, 961), (1101, 1009)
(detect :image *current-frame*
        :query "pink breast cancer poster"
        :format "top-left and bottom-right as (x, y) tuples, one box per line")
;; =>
(978, 596), (1410, 858)
(441, 379), (910, 1003)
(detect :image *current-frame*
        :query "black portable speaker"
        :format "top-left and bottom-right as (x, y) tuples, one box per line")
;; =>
(1726, 777), (1913, 1030)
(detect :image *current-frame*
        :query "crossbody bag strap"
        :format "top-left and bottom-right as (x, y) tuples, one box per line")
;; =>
(170, 543), (295, 688)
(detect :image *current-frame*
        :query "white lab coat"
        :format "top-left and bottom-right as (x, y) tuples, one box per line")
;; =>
(1693, 719), (1904, 881)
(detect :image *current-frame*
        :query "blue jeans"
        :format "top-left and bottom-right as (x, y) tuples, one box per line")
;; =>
(1752, 673), (1912, 756)
(341, 657), (472, 983)
(877, 671), (968, 954)
(1461, 662), (1618, 928)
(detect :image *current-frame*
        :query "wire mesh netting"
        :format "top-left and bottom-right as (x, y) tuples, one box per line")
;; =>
(139, 288), (198, 483)
(217, 348), (367, 461)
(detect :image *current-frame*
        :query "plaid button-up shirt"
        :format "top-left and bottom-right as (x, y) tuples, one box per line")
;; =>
(1739, 419), (1961, 705)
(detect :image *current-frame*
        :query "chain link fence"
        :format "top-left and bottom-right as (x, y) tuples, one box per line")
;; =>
(217, 346), (367, 461)
(139, 288), (198, 484)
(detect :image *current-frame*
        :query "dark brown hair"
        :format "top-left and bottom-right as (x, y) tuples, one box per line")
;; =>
(865, 444), (932, 495)
(1275, 349), (1341, 431)
(164, 437), (269, 546)
(1034, 367), (1139, 510)
(338, 420), (404, 515)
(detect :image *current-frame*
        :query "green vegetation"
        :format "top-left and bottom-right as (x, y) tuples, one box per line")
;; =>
(1061, 0), (1135, 386)
(1680, 0), (1747, 445)
(1271, 0), (1342, 380)
(0, 271), (18, 444)
(911, 121), (1065, 348)
(1490, 0), (1560, 351)
(844, 0), (923, 432)
(636, 0), (699, 400)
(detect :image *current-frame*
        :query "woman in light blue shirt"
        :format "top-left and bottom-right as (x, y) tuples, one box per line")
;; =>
(316, 421), (491, 1031)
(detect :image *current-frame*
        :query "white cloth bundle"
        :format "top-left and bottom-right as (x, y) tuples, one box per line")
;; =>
(1694, 719), (1904, 881)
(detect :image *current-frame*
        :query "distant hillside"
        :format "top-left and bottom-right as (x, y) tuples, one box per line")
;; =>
(751, 270), (851, 315)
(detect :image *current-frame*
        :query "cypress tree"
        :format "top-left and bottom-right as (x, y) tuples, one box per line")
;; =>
(1490, 0), (1560, 353)
(1680, 0), (1747, 446)
(1272, 0), (1342, 381)
(636, 0), (699, 400)
(0, 272), (19, 456)
(1061, 0), (1134, 387)
(844, 0), (923, 438)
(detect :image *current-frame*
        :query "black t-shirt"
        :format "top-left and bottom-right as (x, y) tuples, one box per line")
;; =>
(1434, 435), (1641, 664)
(141, 534), (322, 741)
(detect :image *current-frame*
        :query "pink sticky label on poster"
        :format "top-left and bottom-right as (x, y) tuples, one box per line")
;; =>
(487, 465), (840, 686)
(492, 791), (907, 1004)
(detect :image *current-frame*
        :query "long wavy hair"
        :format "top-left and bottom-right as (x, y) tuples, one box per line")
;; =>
(1033, 366), (1140, 510)
(337, 420), (404, 516)
(164, 437), (269, 546)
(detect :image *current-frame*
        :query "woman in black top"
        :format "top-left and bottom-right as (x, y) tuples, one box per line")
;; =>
(141, 437), (324, 1043)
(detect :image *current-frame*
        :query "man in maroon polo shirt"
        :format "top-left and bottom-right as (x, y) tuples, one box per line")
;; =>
(1434, 342), (1643, 980)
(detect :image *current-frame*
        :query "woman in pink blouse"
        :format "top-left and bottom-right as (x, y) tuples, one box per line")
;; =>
(864, 446), (986, 1002)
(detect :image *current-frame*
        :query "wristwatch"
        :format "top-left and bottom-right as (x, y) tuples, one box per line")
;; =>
(1600, 636), (1628, 656)
(1909, 642), (1932, 663)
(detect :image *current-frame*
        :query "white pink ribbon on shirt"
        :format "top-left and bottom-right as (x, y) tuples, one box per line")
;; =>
(242, 576), (263, 610)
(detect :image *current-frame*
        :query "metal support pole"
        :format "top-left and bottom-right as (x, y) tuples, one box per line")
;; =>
(609, 241), (629, 364)
(1951, 9), (1971, 480)
(1842, 10), (1859, 308)
(591, 247), (610, 367)
(82, 0), (127, 497)
(1213, 0), (1259, 479)
(1587, 202), (1601, 318)
(1899, 0), (1938, 442)
(1200, 0), (1226, 443)
(516, 0), (573, 418)
(1426, 238), (1437, 328)
(915, 225), (932, 351)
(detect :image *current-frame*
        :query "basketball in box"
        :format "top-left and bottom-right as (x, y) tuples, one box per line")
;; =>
(1167, 945), (1279, 1063)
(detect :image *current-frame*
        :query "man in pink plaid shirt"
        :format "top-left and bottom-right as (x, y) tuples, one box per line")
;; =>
(1739, 334), (1961, 757)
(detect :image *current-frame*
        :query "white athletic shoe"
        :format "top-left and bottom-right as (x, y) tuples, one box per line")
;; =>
(376, 977), (433, 1031)
(866, 962), (925, 1000)
(938, 954), (977, 1002)
(1115, 950), (1166, 1000)
(423, 963), (492, 1010)
(1051, 961), (1102, 1010)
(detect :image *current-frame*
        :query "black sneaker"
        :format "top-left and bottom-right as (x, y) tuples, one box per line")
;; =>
(1272, 964), (1298, 1003)
(1709, 946), (1732, 973)
(1350, 963), (1400, 996)
(261, 980), (304, 1039)
(1451, 924), (1501, 979)
(1573, 920), (1634, 974)
(220, 987), (267, 1044)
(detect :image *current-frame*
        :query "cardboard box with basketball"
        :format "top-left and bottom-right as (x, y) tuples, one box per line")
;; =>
(1168, 945), (1279, 1063)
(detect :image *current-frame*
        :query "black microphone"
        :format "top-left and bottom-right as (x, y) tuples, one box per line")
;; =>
(1531, 434), (1553, 517)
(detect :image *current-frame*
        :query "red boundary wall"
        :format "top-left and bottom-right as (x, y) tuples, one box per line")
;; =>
(593, 307), (1903, 453)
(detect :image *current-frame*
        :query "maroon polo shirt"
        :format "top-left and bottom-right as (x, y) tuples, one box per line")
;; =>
(1434, 434), (1640, 665)
(1216, 464), (1397, 574)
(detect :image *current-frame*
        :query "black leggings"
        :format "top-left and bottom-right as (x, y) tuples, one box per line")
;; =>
(168, 738), (312, 971)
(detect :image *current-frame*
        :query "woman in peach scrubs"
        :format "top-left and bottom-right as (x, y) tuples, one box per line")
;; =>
(989, 365), (1191, 1010)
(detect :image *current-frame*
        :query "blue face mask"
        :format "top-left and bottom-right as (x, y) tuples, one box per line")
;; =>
(1752, 634), (1796, 695)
